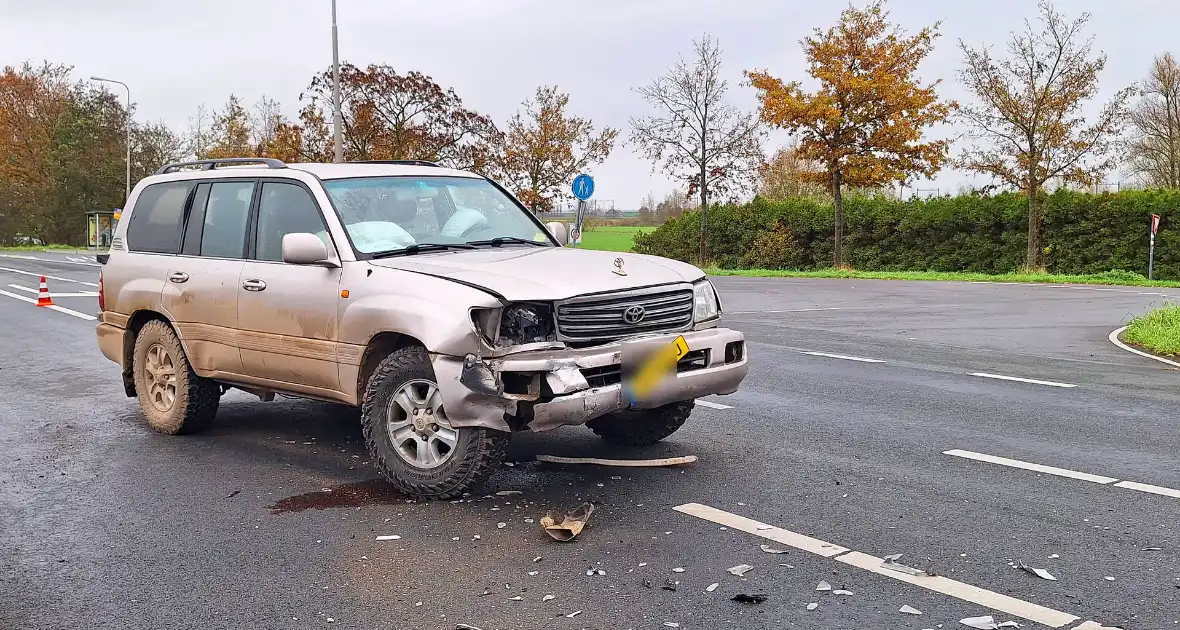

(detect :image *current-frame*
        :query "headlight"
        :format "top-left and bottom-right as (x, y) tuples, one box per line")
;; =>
(471, 303), (556, 347)
(693, 280), (721, 322)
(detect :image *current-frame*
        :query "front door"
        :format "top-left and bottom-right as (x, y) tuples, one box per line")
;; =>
(237, 180), (343, 394)
(161, 180), (255, 376)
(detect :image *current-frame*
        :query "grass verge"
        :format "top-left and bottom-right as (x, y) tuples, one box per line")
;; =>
(704, 268), (1180, 288)
(0, 244), (86, 252)
(1122, 305), (1180, 357)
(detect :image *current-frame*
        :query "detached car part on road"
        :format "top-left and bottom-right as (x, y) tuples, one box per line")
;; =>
(95, 157), (748, 498)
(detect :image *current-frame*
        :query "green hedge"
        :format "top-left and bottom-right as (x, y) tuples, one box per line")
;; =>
(633, 189), (1180, 279)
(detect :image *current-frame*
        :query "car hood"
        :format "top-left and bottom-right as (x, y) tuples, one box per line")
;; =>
(368, 246), (705, 301)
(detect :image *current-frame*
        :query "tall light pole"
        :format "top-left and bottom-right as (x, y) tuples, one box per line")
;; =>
(90, 76), (131, 201)
(331, 0), (344, 163)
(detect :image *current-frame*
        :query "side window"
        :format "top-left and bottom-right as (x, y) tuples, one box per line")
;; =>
(180, 183), (211, 257)
(255, 182), (330, 262)
(126, 182), (194, 254)
(200, 181), (255, 259)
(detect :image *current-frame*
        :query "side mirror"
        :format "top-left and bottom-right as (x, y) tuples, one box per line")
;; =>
(282, 232), (336, 266)
(545, 221), (569, 246)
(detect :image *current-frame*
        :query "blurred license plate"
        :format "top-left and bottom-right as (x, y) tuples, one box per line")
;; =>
(621, 335), (689, 404)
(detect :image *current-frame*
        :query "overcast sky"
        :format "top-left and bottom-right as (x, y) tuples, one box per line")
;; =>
(2, 0), (1175, 206)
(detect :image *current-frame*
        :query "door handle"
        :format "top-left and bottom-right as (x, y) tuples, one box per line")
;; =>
(242, 278), (267, 292)
(168, 272), (189, 284)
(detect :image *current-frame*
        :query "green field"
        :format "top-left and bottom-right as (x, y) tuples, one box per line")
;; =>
(578, 226), (655, 252)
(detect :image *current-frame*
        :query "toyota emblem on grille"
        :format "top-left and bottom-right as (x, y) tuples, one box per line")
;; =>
(622, 305), (646, 324)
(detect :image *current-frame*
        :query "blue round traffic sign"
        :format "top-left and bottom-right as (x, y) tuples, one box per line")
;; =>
(572, 174), (594, 201)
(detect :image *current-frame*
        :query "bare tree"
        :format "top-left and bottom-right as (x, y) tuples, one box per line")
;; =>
(957, 0), (1133, 270)
(185, 103), (211, 159)
(630, 35), (764, 263)
(252, 96), (285, 155)
(1128, 53), (1180, 189)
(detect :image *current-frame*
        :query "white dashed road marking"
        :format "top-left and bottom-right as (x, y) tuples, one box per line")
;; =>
(0, 253), (101, 267)
(802, 351), (887, 363)
(945, 449), (1180, 499)
(694, 399), (733, 410)
(0, 288), (97, 320)
(7, 284), (99, 298)
(970, 372), (1076, 388)
(673, 503), (1082, 628)
(0, 266), (99, 287)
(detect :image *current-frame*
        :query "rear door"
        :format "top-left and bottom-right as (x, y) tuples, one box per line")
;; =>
(160, 179), (257, 377)
(236, 179), (343, 394)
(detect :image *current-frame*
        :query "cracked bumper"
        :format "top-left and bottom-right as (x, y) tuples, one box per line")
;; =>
(433, 327), (748, 433)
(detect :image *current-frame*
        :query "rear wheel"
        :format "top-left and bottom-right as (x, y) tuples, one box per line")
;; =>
(587, 400), (694, 446)
(131, 320), (219, 434)
(361, 346), (507, 499)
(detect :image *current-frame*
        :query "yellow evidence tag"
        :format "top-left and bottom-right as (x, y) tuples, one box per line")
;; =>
(627, 335), (689, 399)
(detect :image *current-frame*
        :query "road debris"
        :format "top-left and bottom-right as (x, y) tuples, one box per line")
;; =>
(638, 562), (648, 567)
(1142, 547), (1162, 551)
(706, 583), (719, 592)
(832, 589), (854, 596)
(806, 603), (819, 611)
(760, 544), (788, 554)
(816, 581), (832, 592)
(1048, 553), (1060, 559)
(663, 623), (680, 628)
(1104, 576), (1115, 581)
(535, 454), (697, 467)
(455, 625), (483, 630)
(540, 502), (595, 542)
(533, 556), (543, 562)
(727, 564), (753, 577)
(507, 596), (522, 601)
(496, 490), (522, 496)
(528, 571), (538, 576)
(661, 580), (679, 591)
(375, 535), (401, 541)
(672, 567), (685, 573)
(473, 535), (481, 540)
(542, 594), (555, 602)
(881, 553), (927, 576)
(566, 611), (582, 618)
(585, 568), (606, 576)
(732, 593), (768, 604)
(900, 605), (923, 615)
(756, 525), (774, 531)
(960, 615), (1021, 629)
(497, 522), (506, 529)
(1018, 562), (1057, 580)
(225, 490), (241, 499)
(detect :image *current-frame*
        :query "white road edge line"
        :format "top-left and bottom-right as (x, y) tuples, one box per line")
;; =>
(0, 253), (101, 267)
(0, 266), (99, 287)
(0, 289), (96, 320)
(673, 502), (1080, 628)
(943, 449), (1118, 484)
(7, 284), (99, 298)
(946, 449), (1180, 499)
(801, 351), (886, 363)
(694, 399), (733, 410)
(969, 372), (1076, 388)
(1107, 326), (1180, 369)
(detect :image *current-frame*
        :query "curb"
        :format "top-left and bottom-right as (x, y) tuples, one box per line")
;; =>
(1107, 326), (1180, 368)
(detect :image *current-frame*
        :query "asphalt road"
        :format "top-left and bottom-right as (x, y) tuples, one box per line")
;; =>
(2, 251), (1178, 630)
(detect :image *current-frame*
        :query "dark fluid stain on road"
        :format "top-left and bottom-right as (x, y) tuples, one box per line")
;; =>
(268, 479), (403, 514)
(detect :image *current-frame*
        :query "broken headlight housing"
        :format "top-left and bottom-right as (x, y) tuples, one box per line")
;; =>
(472, 303), (557, 347)
(693, 279), (721, 322)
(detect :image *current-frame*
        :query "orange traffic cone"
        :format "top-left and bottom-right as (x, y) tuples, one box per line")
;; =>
(35, 276), (55, 307)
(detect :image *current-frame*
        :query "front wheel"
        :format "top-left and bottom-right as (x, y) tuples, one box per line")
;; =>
(360, 346), (507, 499)
(587, 400), (694, 446)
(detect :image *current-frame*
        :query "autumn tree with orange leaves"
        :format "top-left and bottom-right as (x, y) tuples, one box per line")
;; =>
(494, 86), (618, 212)
(747, 1), (954, 268)
(958, 1), (1133, 270)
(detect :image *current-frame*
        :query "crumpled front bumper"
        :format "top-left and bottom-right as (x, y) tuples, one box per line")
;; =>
(433, 327), (748, 433)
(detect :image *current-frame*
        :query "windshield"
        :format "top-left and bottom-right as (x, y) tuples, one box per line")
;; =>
(321, 176), (553, 256)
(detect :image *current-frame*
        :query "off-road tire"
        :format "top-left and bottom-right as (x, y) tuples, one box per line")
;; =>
(360, 345), (508, 500)
(587, 400), (695, 446)
(132, 320), (219, 435)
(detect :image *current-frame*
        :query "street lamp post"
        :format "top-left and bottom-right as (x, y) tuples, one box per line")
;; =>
(90, 76), (131, 202)
(331, 0), (344, 163)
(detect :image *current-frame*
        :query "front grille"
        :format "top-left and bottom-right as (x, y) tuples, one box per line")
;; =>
(556, 286), (694, 345)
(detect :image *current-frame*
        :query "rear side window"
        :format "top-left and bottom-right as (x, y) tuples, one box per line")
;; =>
(199, 181), (255, 259)
(126, 182), (194, 254)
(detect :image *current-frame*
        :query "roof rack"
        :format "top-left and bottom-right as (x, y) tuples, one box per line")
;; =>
(350, 160), (441, 167)
(155, 157), (288, 175)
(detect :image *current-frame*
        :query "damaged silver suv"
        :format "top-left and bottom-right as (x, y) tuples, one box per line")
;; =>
(96, 158), (748, 498)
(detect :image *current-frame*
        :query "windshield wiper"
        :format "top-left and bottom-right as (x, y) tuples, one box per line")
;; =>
(371, 243), (477, 259)
(465, 236), (549, 247)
